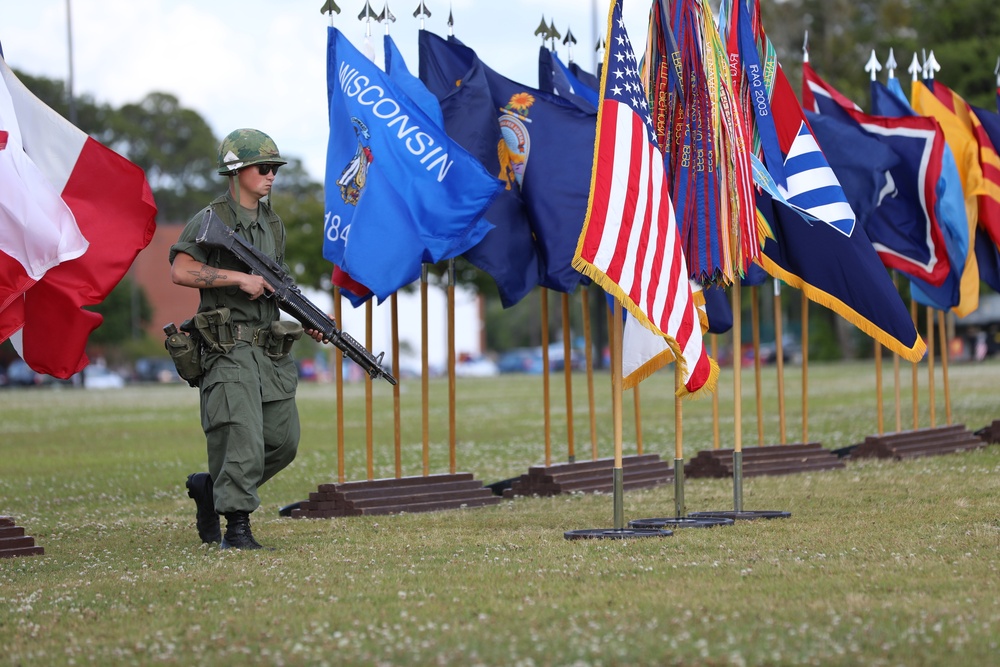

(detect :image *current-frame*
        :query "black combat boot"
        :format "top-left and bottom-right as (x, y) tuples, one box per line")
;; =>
(220, 511), (266, 550)
(186, 473), (221, 544)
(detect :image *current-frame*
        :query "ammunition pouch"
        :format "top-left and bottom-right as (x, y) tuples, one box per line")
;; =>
(164, 320), (203, 387)
(265, 320), (303, 359)
(192, 307), (233, 353)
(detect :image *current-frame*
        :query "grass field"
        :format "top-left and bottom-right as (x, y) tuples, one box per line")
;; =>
(2, 358), (999, 666)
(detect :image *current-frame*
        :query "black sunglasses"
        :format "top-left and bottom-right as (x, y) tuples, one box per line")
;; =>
(256, 163), (281, 175)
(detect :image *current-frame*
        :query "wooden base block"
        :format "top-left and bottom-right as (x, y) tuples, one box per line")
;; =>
(0, 516), (44, 559)
(850, 424), (985, 460)
(684, 443), (844, 478)
(502, 454), (674, 497)
(973, 420), (1000, 444)
(290, 473), (502, 518)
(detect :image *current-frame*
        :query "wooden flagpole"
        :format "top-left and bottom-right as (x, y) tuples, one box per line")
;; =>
(634, 384), (643, 456)
(582, 290), (599, 460)
(938, 311), (952, 424)
(391, 294), (402, 477)
(447, 260), (457, 475)
(801, 292), (809, 443)
(751, 285), (764, 446)
(562, 293), (576, 462)
(365, 300), (374, 480)
(421, 267), (430, 476)
(911, 298), (919, 429)
(774, 280), (787, 444)
(926, 306), (936, 428)
(711, 333), (721, 449)
(541, 289), (552, 467)
(732, 285), (743, 512)
(334, 286), (345, 484)
(611, 299), (625, 529)
(674, 362), (685, 517)
(875, 343), (884, 434)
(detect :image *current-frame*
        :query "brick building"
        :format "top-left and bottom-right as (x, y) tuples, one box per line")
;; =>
(131, 222), (198, 338)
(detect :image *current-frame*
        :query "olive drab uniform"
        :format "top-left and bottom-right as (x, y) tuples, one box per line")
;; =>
(169, 193), (300, 515)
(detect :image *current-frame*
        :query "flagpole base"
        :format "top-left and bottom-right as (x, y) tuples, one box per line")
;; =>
(612, 467), (624, 530)
(688, 510), (791, 521)
(564, 528), (673, 540)
(628, 516), (733, 529)
(732, 450), (743, 513)
(674, 459), (685, 518)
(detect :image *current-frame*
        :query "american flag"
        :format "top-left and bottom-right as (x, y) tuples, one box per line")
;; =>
(573, 0), (715, 396)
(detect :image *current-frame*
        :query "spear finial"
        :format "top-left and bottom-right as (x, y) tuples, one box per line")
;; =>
(995, 56), (1000, 87)
(885, 48), (898, 80)
(447, 5), (454, 36)
(547, 19), (561, 51)
(802, 30), (809, 63)
(378, 1), (396, 34)
(563, 26), (577, 63)
(865, 49), (882, 82)
(359, 0), (376, 37)
(534, 15), (549, 43)
(925, 50), (941, 80)
(320, 0), (340, 26)
(908, 52), (922, 82)
(413, 1), (431, 30)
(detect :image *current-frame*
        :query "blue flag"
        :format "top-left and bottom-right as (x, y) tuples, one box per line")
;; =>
(538, 47), (599, 110)
(420, 31), (594, 295)
(418, 31), (541, 307)
(871, 78), (969, 311)
(323, 28), (500, 303)
(805, 110), (898, 232)
(569, 62), (601, 93)
(703, 283), (733, 334)
(975, 225), (1000, 293)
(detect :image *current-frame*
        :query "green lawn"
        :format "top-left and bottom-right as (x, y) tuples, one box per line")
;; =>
(2, 359), (999, 665)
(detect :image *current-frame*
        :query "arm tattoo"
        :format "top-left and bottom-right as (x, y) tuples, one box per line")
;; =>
(188, 265), (227, 287)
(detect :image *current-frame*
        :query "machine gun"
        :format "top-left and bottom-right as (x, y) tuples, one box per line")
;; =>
(196, 209), (397, 385)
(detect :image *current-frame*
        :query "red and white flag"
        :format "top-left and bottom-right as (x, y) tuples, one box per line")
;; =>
(572, 0), (716, 396)
(0, 57), (157, 378)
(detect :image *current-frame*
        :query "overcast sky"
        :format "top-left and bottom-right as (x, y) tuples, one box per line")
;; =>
(2, 0), (653, 182)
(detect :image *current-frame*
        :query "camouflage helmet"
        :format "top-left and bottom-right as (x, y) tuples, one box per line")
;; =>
(217, 128), (288, 175)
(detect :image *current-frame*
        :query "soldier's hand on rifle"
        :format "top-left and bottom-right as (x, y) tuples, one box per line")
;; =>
(305, 328), (326, 343)
(239, 273), (273, 301)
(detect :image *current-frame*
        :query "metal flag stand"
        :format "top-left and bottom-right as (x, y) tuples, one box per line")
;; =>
(565, 301), (673, 540)
(687, 286), (791, 522)
(627, 363), (734, 531)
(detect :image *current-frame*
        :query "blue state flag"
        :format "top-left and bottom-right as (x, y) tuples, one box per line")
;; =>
(805, 110), (898, 232)
(324, 28), (500, 303)
(421, 31), (595, 295)
(871, 78), (969, 311)
(418, 30), (541, 307)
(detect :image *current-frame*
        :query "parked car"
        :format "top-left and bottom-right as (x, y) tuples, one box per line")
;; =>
(455, 356), (499, 377)
(497, 347), (545, 374)
(133, 357), (182, 383)
(83, 365), (126, 389)
(497, 344), (586, 374)
(6, 360), (41, 386)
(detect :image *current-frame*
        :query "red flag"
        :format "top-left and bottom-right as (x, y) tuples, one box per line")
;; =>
(573, 0), (716, 396)
(0, 58), (157, 378)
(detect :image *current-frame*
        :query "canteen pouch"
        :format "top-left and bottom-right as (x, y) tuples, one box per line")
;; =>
(164, 321), (202, 387)
(192, 307), (233, 353)
(266, 320), (304, 359)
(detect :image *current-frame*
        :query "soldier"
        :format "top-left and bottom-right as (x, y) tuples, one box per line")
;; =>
(169, 128), (322, 549)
